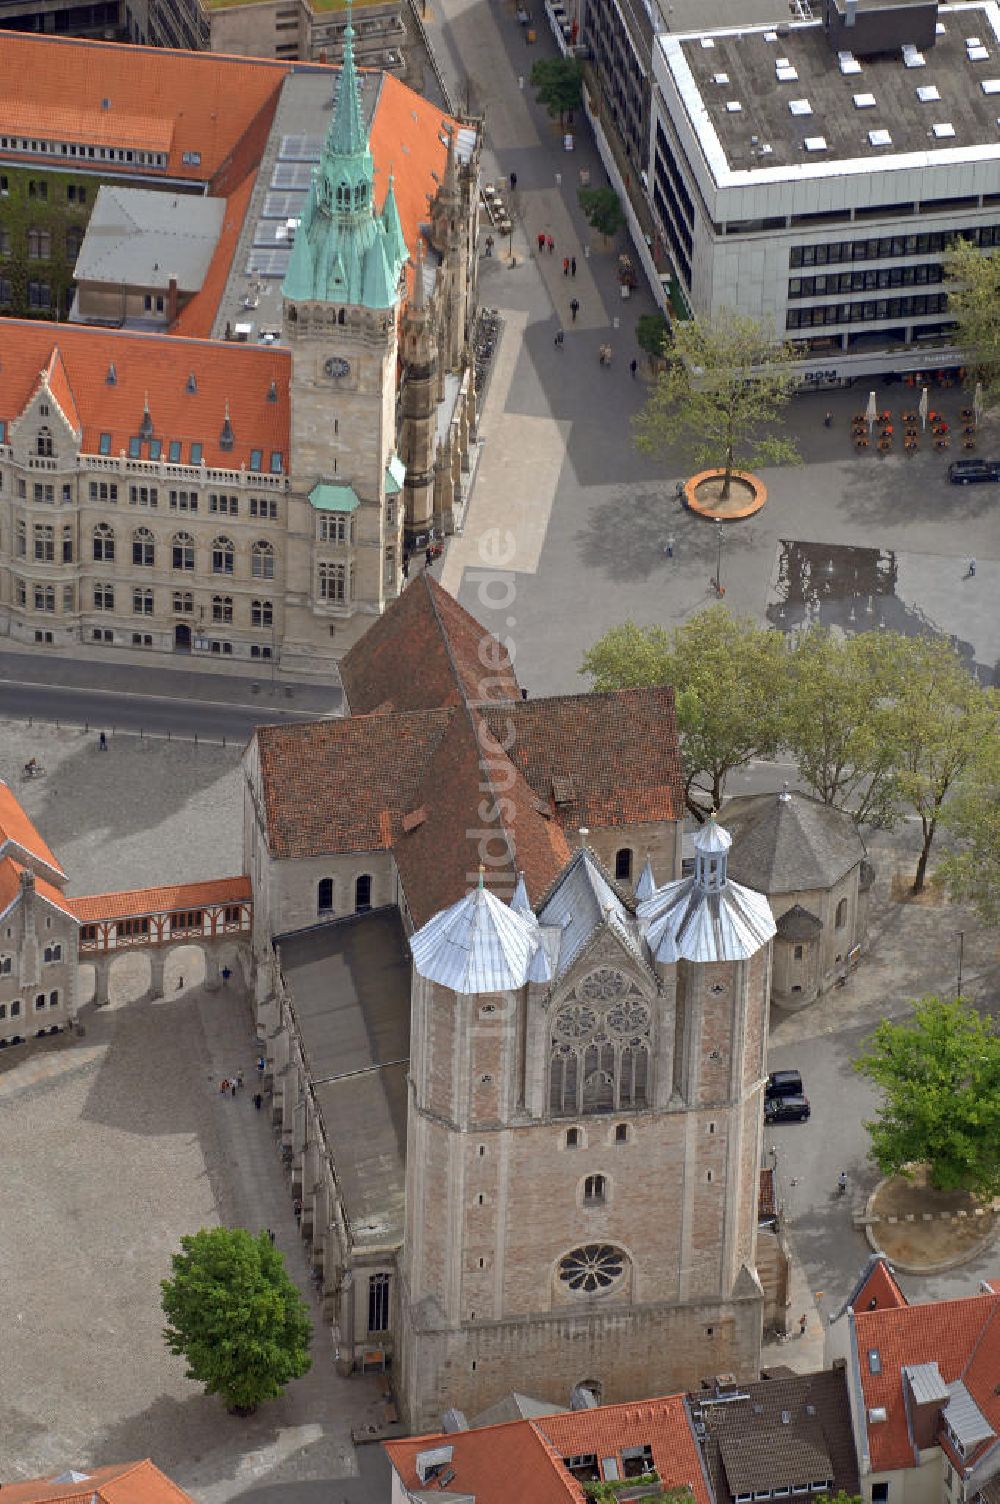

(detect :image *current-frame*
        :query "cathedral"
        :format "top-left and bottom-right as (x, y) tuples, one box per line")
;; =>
(0, 28), (480, 668)
(246, 576), (778, 1432)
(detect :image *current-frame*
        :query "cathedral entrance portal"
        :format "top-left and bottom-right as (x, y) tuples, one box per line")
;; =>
(174, 623), (192, 652)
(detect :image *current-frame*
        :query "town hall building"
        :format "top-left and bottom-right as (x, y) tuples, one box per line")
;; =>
(245, 576), (778, 1431)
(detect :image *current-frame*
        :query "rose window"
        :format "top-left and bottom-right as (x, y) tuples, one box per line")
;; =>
(607, 1000), (650, 1036)
(578, 968), (632, 1001)
(554, 1003), (598, 1040)
(558, 1243), (625, 1293)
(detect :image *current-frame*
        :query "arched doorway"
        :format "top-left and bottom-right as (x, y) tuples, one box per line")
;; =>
(174, 623), (192, 652)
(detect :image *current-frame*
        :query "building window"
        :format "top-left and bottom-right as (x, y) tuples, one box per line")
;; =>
(251, 598), (273, 628)
(384, 547), (395, 587)
(43, 944), (61, 963)
(49, 990), (59, 1009)
(319, 561), (347, 603)
(93, 523), (115, 562)
(793, 944), (803, 960)
(27, 228), (51, 259)
(34, 483), (54, 504)
(558, 1243), (625, 1293)
(35, 992), (46, 1011)
(172, 532), (194, 571)
(566, 1127), (581, 1148)
(368, 1272), (391, 1333)
(0, 276), (11, 306)
(128, 485), (158, 508)
(16, 521), (25, 558)
(251, 539), (275, 579)
(89, 481), (118, 502)
(249, 496), (278, 519)
(317, 878), (334, 915)
(169, 489), (198, 512)
(835, 897), (848, 929)
(28, 180), (48, 200)
(93, 582), (115, 611)
(615, 1123), (628, 1143)
(212, 594), (233, 624)
(28, 281), (51, 309)
(209, 492), (239, 516)
(211, 536), (234, 575)
(132, 527), (155, 567)
(615, 848), (632, 882)
(583, 1174), (607, 1206)
(10, 999), (20, 1016)
(34, 524), (54, 561)
(0, 956), (10, 975)
(36, 426), (53, 457)
(34, 585), (55, 613)
(66, 225), (83, 260)
(355, 874), (372, 913)
(133, 588), (154, 616)
(172, 591), (193, 614)
(62, 585), (74, 612)
(319, 514), (349, 543)
(871, 1488), (889, 1504)
(0, 228), (10, 255)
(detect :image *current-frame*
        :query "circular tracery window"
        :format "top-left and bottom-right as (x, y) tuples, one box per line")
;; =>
(554, 1002), (599, 1040)
(607, 1000), (650, 1036)
(558, 1243), (625, 1293)
(578, 968), (632, 1001)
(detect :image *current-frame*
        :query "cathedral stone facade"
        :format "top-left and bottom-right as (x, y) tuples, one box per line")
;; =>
(245, 578), (776, 1431)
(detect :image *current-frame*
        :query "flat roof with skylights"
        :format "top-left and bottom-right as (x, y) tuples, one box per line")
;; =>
(665, 1), (1000, 180)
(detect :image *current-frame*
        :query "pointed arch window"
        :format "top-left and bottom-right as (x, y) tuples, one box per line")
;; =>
(251, 540), (275, 580)
(36, 426), (53, 457)
(132, 526), (155, 567)
(211, 536), (234, 576)
(172, 532), (194, 572)
(93, 523), (115, 562)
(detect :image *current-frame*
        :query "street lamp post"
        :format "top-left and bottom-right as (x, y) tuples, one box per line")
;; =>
(957, 929), (965, 998)
(715, 522), (725, 595)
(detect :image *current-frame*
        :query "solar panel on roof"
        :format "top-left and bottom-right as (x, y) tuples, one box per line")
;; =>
(272, 162), (315, 190)
(983, 79), (1000, 94)
(969, 45), (990, 60)
(932, 122), (956, 137)
(246, 248), (291, 278)
(254, 221), (296, 248)
(868, 129), (892, 146)
(263, 191), (307, 219)
(776, 65), (798, 81)
(804, 136), (827, 151)
(854, 93), (877, 108)
(279, 134), (323, 161)
(916, 85), (941, 102)
(789, 98), (812, 116)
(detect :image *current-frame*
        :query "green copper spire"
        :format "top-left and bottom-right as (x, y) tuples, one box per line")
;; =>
(282, 7), (408, 309)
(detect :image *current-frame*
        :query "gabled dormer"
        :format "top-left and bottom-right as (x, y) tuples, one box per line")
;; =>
(8, 346), (82, 467)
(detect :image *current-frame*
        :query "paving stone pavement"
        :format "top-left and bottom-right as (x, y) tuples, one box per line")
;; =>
(0, 969), (384, 1499)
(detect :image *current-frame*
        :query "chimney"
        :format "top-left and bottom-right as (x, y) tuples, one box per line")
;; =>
(167, 276), (179, 325)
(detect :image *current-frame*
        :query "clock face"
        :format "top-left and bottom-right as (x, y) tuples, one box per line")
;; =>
(324, 356), (350, 379)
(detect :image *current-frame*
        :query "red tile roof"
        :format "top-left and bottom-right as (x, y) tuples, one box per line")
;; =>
(0, 857), (75, 919)
(340, 573), (520, 714)
(0, 779), (65, 882)
(0, 321), (289, 472)
(482, 688), (685, 829)
(45, 346), (82, 435)
(171, 170), (259, 340)
(855, 1284), (1000, 1472)
(370, 75), (457, 291)
(68, 875), (250, 924)
(385, 1395), (710, 1504)
(0, 31), (288, 183)
(852, 1258), (907, 1314)
(0, 1459), (196, 1504)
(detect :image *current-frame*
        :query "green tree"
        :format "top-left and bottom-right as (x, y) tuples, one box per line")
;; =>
(854, 996), (1000, 1197)
(636, 311), (671, 365)
(938, 737), (1000, 924)
(578, 186), (625, 243)
(881, 637), (996, 893)
(161, 1227), (312, 1415)
(581, 607), (787, 818)
(782, 626), (901, 827)
(530, 57), (583, 125)
(943, 236), (1000, 401)
(633, 310), (799, 501)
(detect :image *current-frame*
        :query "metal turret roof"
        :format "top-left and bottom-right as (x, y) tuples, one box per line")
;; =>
(410, 878), (544, 993)
(634, 855), (656, 903)
(638, 816), (776, 963)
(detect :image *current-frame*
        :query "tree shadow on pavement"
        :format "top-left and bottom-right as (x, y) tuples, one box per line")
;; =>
(573, 485), (722, 584)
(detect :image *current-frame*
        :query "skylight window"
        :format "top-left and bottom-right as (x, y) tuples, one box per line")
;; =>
(902, 48), (926, 68)
(149, 439), (162, 460)
(983, 79), (1000, 94)
(869, 129), (893, 146)
(168, 440), (181, 463)
(726, 100), (742, 113)
(713, 71), (730, 84)
(99, 432), (112, 455)
(776, 65), (799, 82)
(250, 449), (263, 472)
(967, 35), (983, 47)
(916, 85), (940, 102)
(804, 137), (827, 151)
(764, 30), (778, 42)
(789, 99), (812, 116)
(932, 122), (956, 137)
(970, 45), (990, 61)
(190, 442), (203, 464)
(839, 52), (861, 74)
(128, 436), (141, 458)
(854, 93), (877, 108)
(701, 36), (715, 48)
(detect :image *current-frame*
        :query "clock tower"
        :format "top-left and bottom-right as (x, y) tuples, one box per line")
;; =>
(280, 13), (409, 655)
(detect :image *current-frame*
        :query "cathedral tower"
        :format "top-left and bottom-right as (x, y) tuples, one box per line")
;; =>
(399, 242), (438, 545)
(399, 828), (776, 1432)
(280, 17), (408, 651)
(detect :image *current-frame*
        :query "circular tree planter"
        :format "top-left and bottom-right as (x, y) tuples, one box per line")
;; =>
(865, 1165), (997, 1274)
(683, 468), (767, 521)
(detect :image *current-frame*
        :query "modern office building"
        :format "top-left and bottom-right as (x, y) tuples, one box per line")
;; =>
(648, 0), (1000, 381)
(145, 0), (404, 71)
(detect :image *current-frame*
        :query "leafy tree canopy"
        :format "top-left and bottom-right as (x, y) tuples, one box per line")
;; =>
(161, 1226), (312, 1414)
(578, 186), (625, 241)
(530, 57), (583, 123)
(939, 737), (1000, 923)
(854, 996), (1000, 1198)
(580, 608), (786, 818)
(943, 237), (1000, 402)
(636, 312), (671, 362)
(633, 310), (800, 501)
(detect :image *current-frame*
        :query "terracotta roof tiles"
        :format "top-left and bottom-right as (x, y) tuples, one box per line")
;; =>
(0, 1458), (196, 1504)
(171, 171), (259, 340)
(385, 1418), (579, 1504)
(0, 857), (75, 919)
(0, 320), (289, 472)
(536, 1395), (712, 1504)
(0, 779), (66, 882)
(68, 875), (250, 924)
(853, 1257), (907, 1313)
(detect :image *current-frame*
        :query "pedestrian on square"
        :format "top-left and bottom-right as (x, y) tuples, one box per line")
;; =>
(236, 1068), (244, 1089)
(509, 171), (518, 190)
(267, 1228), (276, 1244)
(629, 358), (637, 379)
(562, 256), (569, 275)
(665, 535), (675, 558)
(425, 545), (433, 569)
(546, 234), (554, 254)
(537, 231), (545, 253)
(221, 965), (231, 985)
(254, 1092), (263, 1111)
(231, 1080), (237, 1098)
(798, 1314), (808, 1337)
(220, 1078), (229, 1094)
(257, 1054), (265, 1076)
(177, 975), (184, 990)
(554, 330), (564, 348)
(570, 297), (580, 322)
(571, 256), (577, 276)
(968, 558), (977, 577)
(99, 730), (108, 751)
(294, 1198), (302, 1225)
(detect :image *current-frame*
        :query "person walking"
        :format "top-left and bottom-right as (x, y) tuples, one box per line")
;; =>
(220, 1078), (229, 1094)
(570, 256), (577, 276)
(236, 1068), (244, 1090)
(257, 1054), (266, 1077)
(629, 358), (638, 379)
(425, 545), (433, 569)
(98, 730), (108, 751)
(665, 535), (675, 559)
(546, 234), (554, 254)
(231, 1079), (237, 1098)
(537, 231), (545, 254)
(968, 558), (977, 577)
(267, 1228), (276, 1244)
(562, 256), (569, 276)
(509, 171), (517, 191)
(254, 1091), (263, 1111)
(554, 330), (564, 348)
(177, 975), (184, 990)
(570, 297), (580, 322)
(798, 1314), (808, 1337)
